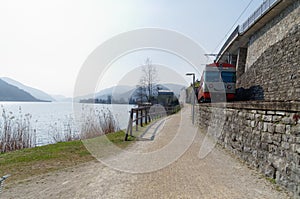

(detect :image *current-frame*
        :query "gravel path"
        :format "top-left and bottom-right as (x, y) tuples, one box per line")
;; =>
(2, 105), (291, 199)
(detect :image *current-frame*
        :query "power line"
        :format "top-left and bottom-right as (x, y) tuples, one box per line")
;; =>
(212, 0), (255, 54)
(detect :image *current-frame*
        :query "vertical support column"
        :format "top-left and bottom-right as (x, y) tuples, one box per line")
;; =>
(236, 47), (248, 85)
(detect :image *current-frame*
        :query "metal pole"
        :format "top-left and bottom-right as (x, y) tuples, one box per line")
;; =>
(192, 74), (195, 125)
(186, 72), (196, 125)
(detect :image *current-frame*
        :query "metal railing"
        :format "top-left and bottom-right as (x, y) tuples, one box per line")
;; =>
(240, 0), (279, 33)
(216, 26), (240, 61)
(217, 0), (280, 62)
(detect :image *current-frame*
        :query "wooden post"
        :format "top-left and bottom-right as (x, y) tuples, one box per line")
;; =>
(129, 110), (133, 137)
(136, 110), (138, 131)
(145, 109), (148, 125)
(125, 109), (134, 141)
(140, 109), (143, 127)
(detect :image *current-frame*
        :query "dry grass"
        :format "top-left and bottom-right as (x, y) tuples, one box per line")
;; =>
(80, 106), (119, 139)
(0, 107), (36, 153)
(0, 105), (121, 151)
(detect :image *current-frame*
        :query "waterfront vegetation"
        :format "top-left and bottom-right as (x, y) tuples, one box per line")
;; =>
(0, 130), (135, 184)
(0, 105), (120, 153)
(0, 104), (136, 184)
(0, 107), (36, 153)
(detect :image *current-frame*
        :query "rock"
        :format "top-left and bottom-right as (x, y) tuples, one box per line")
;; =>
(275, 124), (286, 134)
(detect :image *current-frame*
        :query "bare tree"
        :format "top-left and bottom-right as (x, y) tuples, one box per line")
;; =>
(139, 58), (158, 103)
(135, 84), (147, 104)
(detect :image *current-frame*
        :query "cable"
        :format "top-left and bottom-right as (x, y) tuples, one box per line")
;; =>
(212, 0), (255, 54)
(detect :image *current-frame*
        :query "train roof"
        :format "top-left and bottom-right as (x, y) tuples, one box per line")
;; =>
(206, 62), (235, 68)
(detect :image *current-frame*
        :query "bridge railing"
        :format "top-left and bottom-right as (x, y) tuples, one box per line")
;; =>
(240, 0), (279, 33)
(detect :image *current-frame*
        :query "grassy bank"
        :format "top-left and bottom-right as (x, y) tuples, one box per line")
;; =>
(0, 130), (134, 184)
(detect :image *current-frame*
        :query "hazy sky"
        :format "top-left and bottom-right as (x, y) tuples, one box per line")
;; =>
(0, 0), (265, 97)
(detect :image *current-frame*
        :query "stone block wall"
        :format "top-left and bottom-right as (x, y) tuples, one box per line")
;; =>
(237, 22), (300, 101)
(197, 102), (300, 198)
(246, 0), (300, 69)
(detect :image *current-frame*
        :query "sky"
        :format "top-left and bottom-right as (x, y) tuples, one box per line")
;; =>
(0, 0), (266, 97)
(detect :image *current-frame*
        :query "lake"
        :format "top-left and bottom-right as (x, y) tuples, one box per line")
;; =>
(0, 102), (134, 146)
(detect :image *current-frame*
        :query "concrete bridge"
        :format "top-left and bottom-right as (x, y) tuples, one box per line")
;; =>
(216, 0), (299, 102)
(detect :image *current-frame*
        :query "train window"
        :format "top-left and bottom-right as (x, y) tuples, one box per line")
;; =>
(204, 71), (220, 82)
(221, 72), (236, 83)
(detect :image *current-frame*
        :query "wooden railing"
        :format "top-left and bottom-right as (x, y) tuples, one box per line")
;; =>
(124, 105), (181, 141)
(0, 174), (10, 195)
(125, 106), (151, 141)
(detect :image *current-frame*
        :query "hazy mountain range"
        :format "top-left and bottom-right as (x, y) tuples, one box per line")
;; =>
(0, 79), (44, 102)
(0, 77), (186, 103)
(79, 84), (186, 103)
(0, 77), (69, 102)
(1, 77), (55, 102)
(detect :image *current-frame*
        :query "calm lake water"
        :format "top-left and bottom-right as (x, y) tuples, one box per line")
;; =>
(0, 102), (134, 146)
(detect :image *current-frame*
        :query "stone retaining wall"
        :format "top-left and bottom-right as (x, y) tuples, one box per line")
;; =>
(245, 0), (300, 69)
(197, 102), (300, 198)
(237, 22), (300, 102)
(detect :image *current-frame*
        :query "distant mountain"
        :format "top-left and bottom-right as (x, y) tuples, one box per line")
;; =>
(51, 94), (72, 102)
(95, 85), (135, 99)
(79, 83), (186, 104)
(0, 79), (44, 102)
(1, 77), (55, 102)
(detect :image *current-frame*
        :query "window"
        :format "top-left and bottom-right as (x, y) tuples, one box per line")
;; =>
(221, 72), (236, 83)
(204, 71), (220, 82)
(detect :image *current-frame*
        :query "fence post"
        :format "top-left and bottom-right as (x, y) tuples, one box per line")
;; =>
(144, 109), (146, 125)
(125, 109), (134, 141)
(129, 110), (133, 137)
(148, 107), (151, 122)
(140, 109), (143, 127)
(136, 110), (138, 131)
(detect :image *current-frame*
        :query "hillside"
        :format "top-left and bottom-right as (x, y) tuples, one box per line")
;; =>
(79, 83), (186, 104)
(0, 79), (42, 101)
(1, 77), (55, 102)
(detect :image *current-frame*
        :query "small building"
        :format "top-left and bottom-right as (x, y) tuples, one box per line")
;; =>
(157, 90), (177, 106)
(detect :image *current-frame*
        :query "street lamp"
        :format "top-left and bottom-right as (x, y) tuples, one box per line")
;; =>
(186, 73), (195, 125)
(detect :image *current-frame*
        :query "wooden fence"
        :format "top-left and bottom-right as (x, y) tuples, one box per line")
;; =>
(124, 105), (181, 141)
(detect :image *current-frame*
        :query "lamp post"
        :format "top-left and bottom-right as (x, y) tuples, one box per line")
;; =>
(186, 73), (195, 125)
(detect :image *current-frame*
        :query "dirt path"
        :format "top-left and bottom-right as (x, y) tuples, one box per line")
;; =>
(2, 105), (290, 199)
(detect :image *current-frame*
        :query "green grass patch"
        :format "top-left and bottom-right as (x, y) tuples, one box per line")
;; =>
(266, 177), (276, 184)
(0, 130), (134, 184)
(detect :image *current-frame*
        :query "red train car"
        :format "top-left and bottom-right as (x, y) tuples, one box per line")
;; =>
(198, 63), (236, 102)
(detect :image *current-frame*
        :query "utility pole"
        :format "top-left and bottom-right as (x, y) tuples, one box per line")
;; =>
(186, 73), (195, 125)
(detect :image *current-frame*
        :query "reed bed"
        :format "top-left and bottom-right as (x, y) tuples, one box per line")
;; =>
(79, 106), (120, 139)
(1, 105), (120, 153)
(0, 107), (36, 153)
